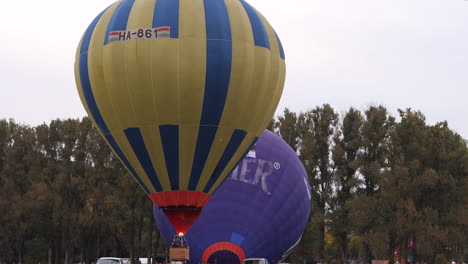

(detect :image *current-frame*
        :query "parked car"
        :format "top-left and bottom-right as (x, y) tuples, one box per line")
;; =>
(96, 257), (129, 264)
(243, 258), (270, 264)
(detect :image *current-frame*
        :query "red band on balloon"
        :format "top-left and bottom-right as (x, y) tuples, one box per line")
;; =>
(202, 242), (246, 264)
(149, 190), (212, 208)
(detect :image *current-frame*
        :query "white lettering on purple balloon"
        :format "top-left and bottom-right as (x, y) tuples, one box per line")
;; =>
(239, 158), (256, 184)
(229, 158), (277, 195)
(230, 165), (239, 180)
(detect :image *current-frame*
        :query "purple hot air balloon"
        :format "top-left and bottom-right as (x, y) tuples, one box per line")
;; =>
(154, 130), (311, 264)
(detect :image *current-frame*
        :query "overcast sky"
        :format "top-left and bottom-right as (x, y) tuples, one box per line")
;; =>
(1, 0), (467, 138)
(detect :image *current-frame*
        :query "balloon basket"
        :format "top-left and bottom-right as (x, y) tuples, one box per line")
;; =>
(170, 234), (190, 262)
(169, 248), (190, 261)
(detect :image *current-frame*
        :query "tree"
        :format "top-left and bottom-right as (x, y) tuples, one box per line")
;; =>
(330, 108), (363, 263)
(298, 104), (338, 262)
(387, 110), (468, 262)
(275, 108), (300, 151)
(426, 122), (468, 262)
(347, 105), (395, 263)
(0, 121), (37, 264)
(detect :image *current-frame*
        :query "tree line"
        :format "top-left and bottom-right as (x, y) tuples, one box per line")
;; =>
(270, 105), (467, 264)
(0, 104), (467, 264)
(0, 118), (164, 264)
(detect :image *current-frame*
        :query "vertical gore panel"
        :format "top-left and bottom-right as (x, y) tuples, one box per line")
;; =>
(126, 0), (157, 29)
(204, 0), (232, 40)
(274, 30), (285, 59)
(153, 0), (180, 38)
(188, 127), (218, 190)
(203, 129), (247, 192)
(200, 40), (232, 126)
(159, 125), (180, 190)
(124, 128), (164, 192)
(177, 0), (207, 190)
(104, 0), (136, 44)
(79, 7), (149, 194)
(188, 0), (233, 190)
(239, 0), (270, 49)
(201, 0), (232, 125)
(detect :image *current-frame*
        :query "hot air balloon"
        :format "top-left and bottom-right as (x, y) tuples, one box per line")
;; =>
(154, 130), (311, 264)
(74, 0), (286, 234)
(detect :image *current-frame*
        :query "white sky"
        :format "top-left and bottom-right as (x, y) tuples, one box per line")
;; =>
(1, 0), (467, 138)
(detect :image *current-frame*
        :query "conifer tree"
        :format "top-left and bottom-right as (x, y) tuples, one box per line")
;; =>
(298, 104), (338, 262)
(330, 108), (363, 263)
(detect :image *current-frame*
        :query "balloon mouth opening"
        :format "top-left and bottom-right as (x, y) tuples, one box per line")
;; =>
(149, 191), (212, 233)
(162, 206), (203, 233)
(202, 242), (246, 264)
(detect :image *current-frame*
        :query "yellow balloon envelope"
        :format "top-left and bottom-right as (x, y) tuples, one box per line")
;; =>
(75, 0), (285, 233)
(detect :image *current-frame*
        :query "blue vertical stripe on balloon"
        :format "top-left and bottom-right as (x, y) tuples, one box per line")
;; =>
(188, 0), (233, 190)
(201, 0), (232, 125)
(239, 0), (270, 49)
(79, 7), (149, 194)
(104, 0), (136, 45)
(200, 40), (232, 125)
(274, 30), (285, 59)
(204, 0), (231, 40)
(203, 130), (247, 192)
(188, 126), (218, 190)
(124, 128), (164, 192)
(152, 0), (179, 38)
(159, 125), (180, 190)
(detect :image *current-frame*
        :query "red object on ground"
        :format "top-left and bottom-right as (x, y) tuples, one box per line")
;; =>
(149, 191), (212, 233)
(202, 242), (246, 264)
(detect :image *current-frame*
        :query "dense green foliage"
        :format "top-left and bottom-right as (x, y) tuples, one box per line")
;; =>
(0, 118), (166, 264)
(0, 105), (467, 264)
(273, 106), (467, 264)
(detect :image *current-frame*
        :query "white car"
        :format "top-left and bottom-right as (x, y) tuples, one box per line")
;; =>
(96, 257), (129, 264)
(243, 258), (270, 264)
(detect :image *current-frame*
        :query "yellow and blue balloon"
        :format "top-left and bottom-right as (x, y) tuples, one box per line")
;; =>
(74, 0), (285, 233)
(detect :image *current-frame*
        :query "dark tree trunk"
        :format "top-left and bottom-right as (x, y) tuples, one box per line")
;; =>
(154, 230), (161, 259)
(137, 212), (144, 262)
(319, 217), (325, 262)
(69, 246), (74, 264)
(165, 247), (168, 264)
(65, 246), (69, 264)
(131, 206), (136, 264)
(340, 232), (348, 264)
(401, 238), (409, 264)
(113, 242), (118, 257)
(18, 244), (23, 264)
(54, 239), (60, 264)
(97, 231), (101, 260)
(299, 236), (306, 264)
(49, 240), (54, 264)
(85, 241), (91, 264)
(363, 241), (372, 264)
(388, 232), (396, 264)
(148, 222), (154, 264)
